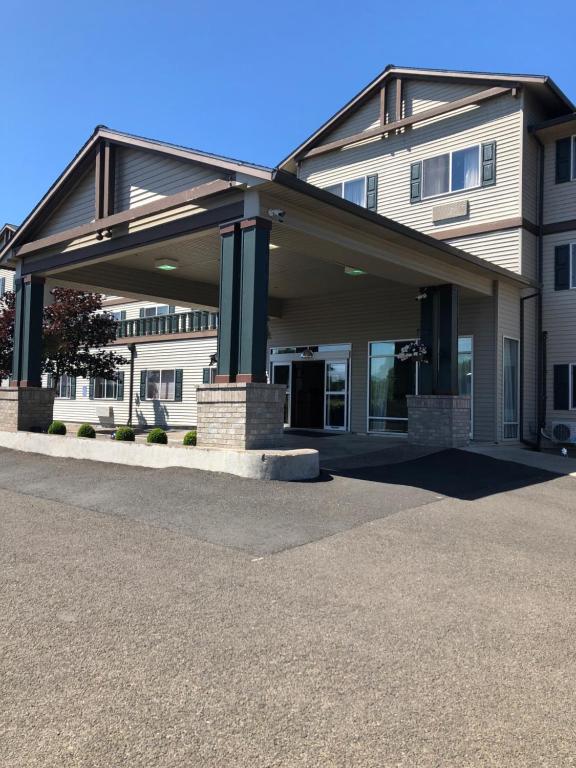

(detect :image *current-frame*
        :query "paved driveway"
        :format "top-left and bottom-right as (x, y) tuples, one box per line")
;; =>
(1, 447), (575, 766)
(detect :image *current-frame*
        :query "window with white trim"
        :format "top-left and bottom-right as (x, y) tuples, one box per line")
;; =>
(111, 310), (126, 321)
(323, 177), (367, 207)
(139, 305), (175, 318)
(145, 369), (176, 400)
(422, 145), (480, 199)
(56, 374), (74, 399)
(94, 377), (119, 399)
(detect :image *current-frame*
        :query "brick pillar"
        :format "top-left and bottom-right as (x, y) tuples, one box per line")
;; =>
(0, 388), (55, 433)
(196, 383), (285, 450)
(407, 395), (470, 448)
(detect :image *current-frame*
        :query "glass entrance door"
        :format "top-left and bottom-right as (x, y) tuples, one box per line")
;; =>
(368, 340), (417, 433)
(325, 361), (348, 430)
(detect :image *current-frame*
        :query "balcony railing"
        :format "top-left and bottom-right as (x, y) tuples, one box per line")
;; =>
(116, 311), (219, 339)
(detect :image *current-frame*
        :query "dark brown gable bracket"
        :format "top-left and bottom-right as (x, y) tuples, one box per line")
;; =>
(300, 85), (512, 161)
(95, 140), (115, 221)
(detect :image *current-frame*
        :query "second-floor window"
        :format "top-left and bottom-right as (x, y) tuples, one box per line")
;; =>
(323, 177), (367, 207)
(422, 146), (480, 199)
(139, 305), (176, 318)
(555, 136), (576, 184)
(554, 243), (576, 291)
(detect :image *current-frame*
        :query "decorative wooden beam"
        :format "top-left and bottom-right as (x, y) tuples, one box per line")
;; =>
(95, 142), (105, 220)
(395, 77), (403, 122)
(300, 86), (511, 160)
(379, 84), (387, 127)
(103, 142), (115, 218)
(16, 179), (241, 257)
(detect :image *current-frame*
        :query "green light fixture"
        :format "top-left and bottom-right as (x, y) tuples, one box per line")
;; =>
(344, 265), (367, 276)
(155, 258), (179, 271)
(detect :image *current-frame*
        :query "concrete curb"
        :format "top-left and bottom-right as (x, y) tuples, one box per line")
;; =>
(0, 431), (320, 481)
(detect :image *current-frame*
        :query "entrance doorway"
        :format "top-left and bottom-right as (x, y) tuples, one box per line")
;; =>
(270, 344), (351, 431)
(291, 361), (325, 429)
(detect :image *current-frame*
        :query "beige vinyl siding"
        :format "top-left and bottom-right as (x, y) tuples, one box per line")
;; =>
(113, 301), (191, 321)
(446, 229), (522, 273)
(404, 80), (483, 123)
(320, 95), (381, 144)
(37, 169), (96, 238)
(301, 91), (523, 249)
(114, 147), (223, 211)
(0, 269), (14, 293)
(521, 91), (547, 225)
(542, 230), (576, 426)
(542, 139), (576, 225)
(519, 229), (539, 283)
(46, 336), (217, 428)
(269, 280), (500, 440)
(495, 281), (521, 441)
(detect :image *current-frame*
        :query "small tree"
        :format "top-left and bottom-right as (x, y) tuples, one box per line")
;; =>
(0, 287), (126, 386)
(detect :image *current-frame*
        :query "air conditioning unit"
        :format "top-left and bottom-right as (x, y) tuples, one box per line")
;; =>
(551, 421), (576, 444)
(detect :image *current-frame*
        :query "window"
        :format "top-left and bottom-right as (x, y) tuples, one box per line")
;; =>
(139, 305), (175, 318)
(202, 367), (216, 384)
(555, 136), (576, 183)
(368, 340), (417, 433)
(503, 337), (519, 439)
(145, 370), (176, 400)
(324, 177), (367, 207)
(112, 310), (126, 321)
(56, 374), (75, 399)
(93, 377), (119, 399)
(422, 146), (480, 199)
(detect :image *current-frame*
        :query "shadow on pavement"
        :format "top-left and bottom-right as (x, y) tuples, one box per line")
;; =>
(324, 448), (561, 500)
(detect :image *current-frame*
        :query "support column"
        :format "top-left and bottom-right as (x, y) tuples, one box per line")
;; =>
(418, 284), (459, 395)
(1, 273), (55, 432)
(216, 222), (242, 383)
(410, 283), (470, 447)
(237, 217), (271, 383)
(11, 275), (45, 388)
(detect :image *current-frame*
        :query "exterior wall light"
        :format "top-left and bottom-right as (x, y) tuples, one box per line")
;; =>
(155, 258), (179, 271)
(344, 266), (367, 276)
(300, 347), (314, 360)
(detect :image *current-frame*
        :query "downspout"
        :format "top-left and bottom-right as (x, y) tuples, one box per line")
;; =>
(533, 133), (546, 451)
(127, 343), (136, 427)
(520, 292), (539, 446)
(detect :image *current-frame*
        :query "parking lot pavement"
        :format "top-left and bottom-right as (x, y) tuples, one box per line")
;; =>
(1, 448), (576, 767)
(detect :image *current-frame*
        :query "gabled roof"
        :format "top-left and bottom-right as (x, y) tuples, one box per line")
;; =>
(279, 65), (575, 171)
(0, 126), (274, 264)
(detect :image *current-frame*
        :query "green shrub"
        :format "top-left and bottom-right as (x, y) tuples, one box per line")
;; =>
(47, 420), (66, 436)
(77, 423), (96, 439)
(147, 428), (168, 445)
(183, 430), (197, 446)
(115, 426), (135, 442)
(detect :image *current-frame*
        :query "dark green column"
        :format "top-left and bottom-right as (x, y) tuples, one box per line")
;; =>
(216, 223), (242, 382)
(419, 284), (459, 396)
(11, 275), (45, 388)
(237, 217), (271, 383)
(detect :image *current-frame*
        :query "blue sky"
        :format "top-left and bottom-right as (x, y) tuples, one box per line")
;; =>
(2, 0), (575, 226)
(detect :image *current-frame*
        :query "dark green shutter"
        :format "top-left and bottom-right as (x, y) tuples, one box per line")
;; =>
(555, 138), (572, 184)
(70, 377), (77, 400)
(116, 371), (125, 401)
(168, 305), (176, 315)
(410, 161), (422, 203)
(481, 142), (496, 187)
(175, 369), (183, 402)
(202, 368), (211, 384)
(89, 378), (95, 399)
(366, 174), (378, 212)
(554, 364), (570, 410)
(47, 373), (54, 389)
(140, 370), (147, 400)
(139, 308), (145, 318)
(120, 310), (126, 321)
(554, 245), (570, 291)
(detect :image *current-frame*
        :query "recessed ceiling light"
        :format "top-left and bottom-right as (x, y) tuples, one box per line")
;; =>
(155, 258), (179, 271)
(344, 265), (367, 276)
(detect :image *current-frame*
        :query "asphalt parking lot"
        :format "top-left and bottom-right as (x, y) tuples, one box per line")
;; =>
(1, 447), (575, 766)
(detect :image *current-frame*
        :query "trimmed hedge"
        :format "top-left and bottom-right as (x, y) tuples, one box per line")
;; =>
(115, 426), (135, 442)
(77, 423), (96, 439)
(147, 428), (168, 445)
(47, 421), (66, 435)
(183, 430), (197, 446)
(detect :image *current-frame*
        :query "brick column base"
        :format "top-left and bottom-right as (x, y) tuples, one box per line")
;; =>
(407, 395), (471, 448)
(0, 388), (56, 433)
(196, 383), (286, 450)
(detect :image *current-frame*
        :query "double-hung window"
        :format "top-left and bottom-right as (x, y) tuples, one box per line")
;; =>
(145, 370), (176, 400)
(139, 305), (175, 318)
(555, 136), (576, 183)
(422, 146), (480, 199)
(56, 374), (74, 399)
(324, 177), (367, 206)
(554, 243), (576, 291)
(94, 377), (119, 399)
